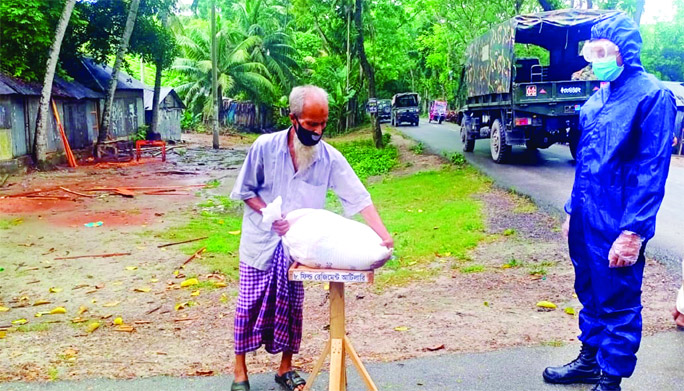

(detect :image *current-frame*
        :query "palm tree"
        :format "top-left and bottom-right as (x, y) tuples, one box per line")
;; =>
(172, 18), (275, 118)
(231, 0), (299, 91)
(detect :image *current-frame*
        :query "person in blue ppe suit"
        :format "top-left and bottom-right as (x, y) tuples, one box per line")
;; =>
(543, 14), (676, 391)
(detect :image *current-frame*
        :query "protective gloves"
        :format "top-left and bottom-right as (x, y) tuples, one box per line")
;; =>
(608, 231), (643, 268)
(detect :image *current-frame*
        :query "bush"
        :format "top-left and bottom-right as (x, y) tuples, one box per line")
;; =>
(332, 138), (399, 181)
(181, 111), (201, 131)
(410, 142), (424, 155)
(444, 151), (466, 166)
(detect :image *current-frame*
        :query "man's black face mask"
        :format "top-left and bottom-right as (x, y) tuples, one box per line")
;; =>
(294, 116), (324, 146)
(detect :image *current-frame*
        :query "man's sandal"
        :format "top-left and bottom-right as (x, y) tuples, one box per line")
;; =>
(231, 380), (250, 391)
(275, 370), (306, 390)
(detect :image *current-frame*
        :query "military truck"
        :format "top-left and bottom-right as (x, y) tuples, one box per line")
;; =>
(391, 92), (420, 126)
(459, 9), (620, 163)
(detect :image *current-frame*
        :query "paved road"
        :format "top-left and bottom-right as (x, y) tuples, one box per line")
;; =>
(395, 121), (684, 273)
(2, 331), (682, 390)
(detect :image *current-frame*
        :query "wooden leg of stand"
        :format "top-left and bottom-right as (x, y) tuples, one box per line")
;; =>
(329, 338), (344, 391)
(344, 336), (378, 391)
(303, 339), (331, 391)
(329, 282), (345, 391)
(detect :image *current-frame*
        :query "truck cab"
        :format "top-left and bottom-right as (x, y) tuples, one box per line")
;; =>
(391, 92), (420, 127)
(459, 9), (621, 163)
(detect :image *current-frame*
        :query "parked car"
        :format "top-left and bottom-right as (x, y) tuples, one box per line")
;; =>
(391, 92), (420, 126)
(378, 99), (392, 123)
(459, 9), (621, 163)
(663, 81), (684, 155)
(428, 100), (448, 124)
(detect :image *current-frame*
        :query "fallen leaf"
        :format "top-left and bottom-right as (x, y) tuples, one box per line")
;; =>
(87, 322), (100, 333)
(0, 331), (6, 339)
(95, 284), (105, 289)
(180, 278), (199, 288)
(174, 301), (196, 311)
(71, 317), (88, 324)
(564, 307), (576, 316)
(219, 293), (228, 303)
(32, 300), (51, 306)
(150, 278), (159, 283)
(0, 306), (9, 312)
(423, 344), (446, 352)
(49, 307), (67, 315)
(103, 301), (120, 308)
(114, 325), (135, 333)
(62, 348), (78, 359)
(133, 287), (151, 293)
(214, 282), (227, 288)
(228, 230), (241, 235)
(78, 305), (88, 315)
(125, 266), (138, 271)
(484, 301), (490, 307)
(394, 326), (409, 331)
(12, 319), (28, 325)
(194, 369), (214, 376)
(49, 287), (63, 293)
(536, 301), (557, 309)
(113, 317), (124, 325)
(35, 312), (46, 317)
(191, 290), (200, 297)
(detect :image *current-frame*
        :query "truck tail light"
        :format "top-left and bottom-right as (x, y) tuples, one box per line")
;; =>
(515, 117), (532, 126)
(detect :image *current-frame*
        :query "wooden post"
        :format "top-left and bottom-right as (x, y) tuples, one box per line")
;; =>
(290, 264), (377, 391)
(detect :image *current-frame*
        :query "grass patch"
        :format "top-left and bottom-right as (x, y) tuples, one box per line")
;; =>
(16, 323), (50, 333)
(510, 191), (538, 214)
(368, 167), (489, 286)
(460, 264), (485, 273)
(47, 367), (59, 381)
(329, 137), (398, 181)
(157, 209), (242, 280)
(205, 179), (221, 189)
(443, 151), (467, 166)
(0, 218), (23, 230)
(528, 265), (548, 277)
(504, 258), (522, 268)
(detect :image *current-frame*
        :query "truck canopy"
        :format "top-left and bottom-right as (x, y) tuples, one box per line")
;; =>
(465, 9), (621, 98)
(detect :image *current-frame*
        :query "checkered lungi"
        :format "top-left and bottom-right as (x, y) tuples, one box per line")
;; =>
(234, 243), (304, 354)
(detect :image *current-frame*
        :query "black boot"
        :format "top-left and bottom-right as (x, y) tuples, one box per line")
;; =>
(543, 344), (601, 384)
(591, 373), (621, 391)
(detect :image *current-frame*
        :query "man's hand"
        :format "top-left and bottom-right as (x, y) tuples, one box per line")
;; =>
(562, 214), (570, 240)
(608, 231), (643, 268)
(672, 307), (684, 328)
(370, 238), (394, 269)
(381, 236), (394, 250)
(673, 136), (678, 147)
(272, 219), (289, 236)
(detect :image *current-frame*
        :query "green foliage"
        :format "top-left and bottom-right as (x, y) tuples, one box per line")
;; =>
(181, 110), (202, 130)
(130, 125), (149, 142)
(0, 0), (68, 81)
(330, 138), (399, 181)
(444, 151), (467, 166)
(410, 142), (424, 155)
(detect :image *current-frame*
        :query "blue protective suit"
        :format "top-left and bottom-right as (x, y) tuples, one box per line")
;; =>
(565, 14), (676, 378)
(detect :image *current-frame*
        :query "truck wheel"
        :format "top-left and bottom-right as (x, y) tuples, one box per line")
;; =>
(525, 141), (538, 151)
(490, 119), (511, 164)
(461, 117), (475, 152)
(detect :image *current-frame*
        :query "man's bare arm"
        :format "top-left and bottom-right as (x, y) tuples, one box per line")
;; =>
(244, 197), (267, 214)
(359, 204), (393, 248)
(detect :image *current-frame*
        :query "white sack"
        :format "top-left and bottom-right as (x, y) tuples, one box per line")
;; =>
(282, 208), (391, 270)
(260, 196), (283, 230)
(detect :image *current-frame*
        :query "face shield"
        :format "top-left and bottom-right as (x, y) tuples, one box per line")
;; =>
(582, 40), (620, 63)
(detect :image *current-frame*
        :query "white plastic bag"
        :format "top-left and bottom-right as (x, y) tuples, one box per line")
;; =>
(677, 259), (684, 314)
(259, 196), (283, 230)
(282, 208), (391, 270)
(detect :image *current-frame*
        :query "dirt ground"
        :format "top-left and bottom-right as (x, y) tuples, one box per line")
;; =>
(0, 131), (679, 382)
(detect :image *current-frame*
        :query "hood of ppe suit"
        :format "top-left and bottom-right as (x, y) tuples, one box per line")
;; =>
(591, 13), (643, 70)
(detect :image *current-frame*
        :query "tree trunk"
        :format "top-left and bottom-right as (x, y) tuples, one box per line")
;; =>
(150, 11), (168, 137)
(96, 0), (141, 154)
(634, 0), (645, 25)
(34, 0), (77, 165)
(353, 0), (383, 148)
(211, 0), (219, 149)
(537, 0), (557, 11)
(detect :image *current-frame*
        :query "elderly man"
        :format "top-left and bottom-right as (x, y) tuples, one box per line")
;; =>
(542, 14), (676, 391)
(229, 85), (393, 391)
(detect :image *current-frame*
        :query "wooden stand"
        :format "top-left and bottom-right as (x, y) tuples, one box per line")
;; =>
(289, 264), (378, 391)
(135, 140), (166, 162)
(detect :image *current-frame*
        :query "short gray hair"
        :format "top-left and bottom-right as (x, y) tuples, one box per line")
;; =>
(289, 85), (329, 117)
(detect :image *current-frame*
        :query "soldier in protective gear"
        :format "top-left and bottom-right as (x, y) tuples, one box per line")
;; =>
(543, 13), (676, 391)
